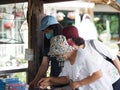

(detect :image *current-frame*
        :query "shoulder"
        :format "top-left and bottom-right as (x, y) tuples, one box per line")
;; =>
(92, 39), (104, 45)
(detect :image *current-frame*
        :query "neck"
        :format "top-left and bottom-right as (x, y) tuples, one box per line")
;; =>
(79, 44), (85, 48)
(74, 44), (85, 49)
(69, 50), (77, 65)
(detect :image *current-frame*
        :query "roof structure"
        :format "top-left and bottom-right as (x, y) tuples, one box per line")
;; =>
(0, 0), (119, 12)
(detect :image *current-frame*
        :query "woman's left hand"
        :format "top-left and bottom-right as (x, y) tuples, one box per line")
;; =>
(70, 81), (81, 90)
(37, 77), (51, 89)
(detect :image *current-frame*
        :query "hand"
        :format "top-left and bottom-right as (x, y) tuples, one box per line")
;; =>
(29, 79), (38, 88)
(70, 81), (81, 90)
(39, 82), (51, 89)
(37, 77), (51, 89)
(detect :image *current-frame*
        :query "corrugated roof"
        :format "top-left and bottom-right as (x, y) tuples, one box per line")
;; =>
(94, 4), (120, 12)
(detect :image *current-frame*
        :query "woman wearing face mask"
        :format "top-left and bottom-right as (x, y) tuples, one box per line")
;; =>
(29, 15), (64, 89)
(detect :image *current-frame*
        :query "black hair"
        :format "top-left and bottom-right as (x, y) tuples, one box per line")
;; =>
(47, 24), (63, 36)
(72, 37), (85, 46)
(44, 24), (63, 49)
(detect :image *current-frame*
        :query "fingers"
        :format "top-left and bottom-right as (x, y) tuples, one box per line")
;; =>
(39, 83), (48, 89)
(37, 78), (44, 86)
(29, 79), (49, 90)
(37, 78), (50, 89)
(39, 81), (50, 89)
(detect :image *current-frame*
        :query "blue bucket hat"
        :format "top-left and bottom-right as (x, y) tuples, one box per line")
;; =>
(38, 15), (59, 31)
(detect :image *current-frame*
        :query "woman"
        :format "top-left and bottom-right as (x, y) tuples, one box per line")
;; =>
(29, 15), (64, 88)
(62, 26), (120, 72)
(62, 26), (120, 90)
(38, 35), (114, 90)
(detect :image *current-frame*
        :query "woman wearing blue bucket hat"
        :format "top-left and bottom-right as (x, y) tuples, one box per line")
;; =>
(29, 15), (64, 89)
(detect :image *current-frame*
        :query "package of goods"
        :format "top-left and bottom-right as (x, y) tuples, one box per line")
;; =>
(0, 78), (28, 90)
(6, 84), (27, 90)
(0, 79), (6, 90)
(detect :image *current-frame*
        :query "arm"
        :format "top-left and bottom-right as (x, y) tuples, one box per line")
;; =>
(49, 76), (70, 85)
(113, 57), (120, 74)
(38, 76), (70, 89)
(29, 56), (49, 87)
(71, 70), (102, 89)
(94, 40), (120, 73)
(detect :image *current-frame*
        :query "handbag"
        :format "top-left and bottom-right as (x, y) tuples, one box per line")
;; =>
(112, 78), (120, 90)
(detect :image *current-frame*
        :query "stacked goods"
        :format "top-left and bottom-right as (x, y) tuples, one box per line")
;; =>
(0, 78), (28, 90)
(0, 79), (6, 90)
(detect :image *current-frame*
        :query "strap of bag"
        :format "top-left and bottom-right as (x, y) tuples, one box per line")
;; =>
(90, 40), (114, 66)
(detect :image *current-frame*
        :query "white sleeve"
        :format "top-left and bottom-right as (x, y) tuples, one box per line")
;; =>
(93, 40), (117, 60)
(59, 61), (69, 77)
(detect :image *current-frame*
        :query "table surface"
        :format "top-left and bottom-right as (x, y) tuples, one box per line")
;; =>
(0, 65), (28, 74)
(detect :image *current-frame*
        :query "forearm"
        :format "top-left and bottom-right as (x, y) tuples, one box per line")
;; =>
(34, 65), (48, 81)
(49, 76), (70, 85)
(76, 70), (102, 87)
(113, 58), (120, 73)
(34, 56), (49, 81)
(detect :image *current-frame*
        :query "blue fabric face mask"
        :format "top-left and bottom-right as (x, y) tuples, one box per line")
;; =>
(45, 30), (54, 39)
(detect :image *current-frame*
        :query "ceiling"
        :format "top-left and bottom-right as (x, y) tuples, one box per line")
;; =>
(0, 0), (27, 4)
(0, 0), (73, 4)
(0, 0), (120, 12)
(44, 1), (119, 13)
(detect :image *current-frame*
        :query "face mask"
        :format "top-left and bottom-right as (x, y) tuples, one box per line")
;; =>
(67, 39), (74, 46)
(45, 30), (54, 39)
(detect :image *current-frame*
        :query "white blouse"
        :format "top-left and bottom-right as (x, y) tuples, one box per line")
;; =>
(59, 40), (120, 90)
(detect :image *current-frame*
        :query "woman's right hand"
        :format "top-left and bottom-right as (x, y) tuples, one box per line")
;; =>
(29, 79), (38, 88)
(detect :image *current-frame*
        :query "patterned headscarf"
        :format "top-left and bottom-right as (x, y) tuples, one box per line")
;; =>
(48, 35), (74, 61)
